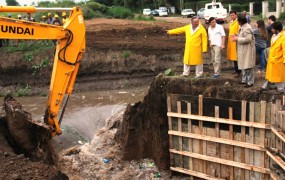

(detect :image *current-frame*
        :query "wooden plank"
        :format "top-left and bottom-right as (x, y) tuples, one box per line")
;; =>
(198, 95), (206, 173)
(265, 147), (285, 171)
(167, 112), (270, 129)
(240, 100), (246, 179)
(187, 102), (193, 173)
(168, 131), (265, 151)
(215, 106), (221, 178)
(167, 96), (174, 169)
(170, 167), (225, 180)
(270, 172), (279, 180)
(276, 100), (282, 127)
(177, 101), (183, 168)
(170, 149), (271, 174)
(228, 107), (234, 180)
(260, 101), (266, 180)
(271, 102), (278, 148)
(248, 102), (255, 179)
(271, 124), (285, 143)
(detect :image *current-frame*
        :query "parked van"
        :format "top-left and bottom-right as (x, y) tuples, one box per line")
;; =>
(159, 7), (168, 12)
(204, 1), (227, 24)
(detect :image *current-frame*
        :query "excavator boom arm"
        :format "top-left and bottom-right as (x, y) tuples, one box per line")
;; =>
(0, 6), (86, 136)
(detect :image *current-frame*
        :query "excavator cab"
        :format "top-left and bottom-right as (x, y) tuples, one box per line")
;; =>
(0, 6), (86, 137)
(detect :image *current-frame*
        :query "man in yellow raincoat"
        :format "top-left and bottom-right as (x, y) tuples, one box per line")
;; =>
(227, 10), (241, 77)
(167, 16), (207, 78)
(263, 22), (285, 93)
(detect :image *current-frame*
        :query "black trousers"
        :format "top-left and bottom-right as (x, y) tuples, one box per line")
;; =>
(234, 61), (241, 73)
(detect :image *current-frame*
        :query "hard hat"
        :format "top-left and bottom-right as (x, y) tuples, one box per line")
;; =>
(54, 14), (59, 18)
(62, 12), (66, 16)
(48, 13), (51, 16)
(18, 14), (21, 18)
(42, 15), (46, 19)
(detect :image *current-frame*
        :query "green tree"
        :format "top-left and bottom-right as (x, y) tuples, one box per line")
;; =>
(6, 0), (19, 6)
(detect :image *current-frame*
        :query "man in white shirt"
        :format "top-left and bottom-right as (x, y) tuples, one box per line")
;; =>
(208, 17), (226, 78)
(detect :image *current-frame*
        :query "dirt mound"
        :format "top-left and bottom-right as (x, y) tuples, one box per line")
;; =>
(0, 95), (67, 179)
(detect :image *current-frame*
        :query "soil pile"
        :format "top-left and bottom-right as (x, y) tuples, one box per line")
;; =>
(0, 95), (68, 179)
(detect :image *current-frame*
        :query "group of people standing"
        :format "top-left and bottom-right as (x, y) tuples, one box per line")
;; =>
(167, 11), (285, 94)
(40, 12), (69, 26)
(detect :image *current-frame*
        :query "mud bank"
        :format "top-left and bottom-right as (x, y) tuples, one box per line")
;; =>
(116, 74), (283, 170)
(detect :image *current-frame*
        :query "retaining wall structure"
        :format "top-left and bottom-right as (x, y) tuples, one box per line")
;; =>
(167, 94), (285, 179)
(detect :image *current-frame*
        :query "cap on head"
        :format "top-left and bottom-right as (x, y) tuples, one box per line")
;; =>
(48, 13), (51, 16)
(8, 13), (11, 17)
(62, 12), (66, 16)
(54, 14), (59, 18)
(42, 15), (46, 19)
(18, 14), (21, 18)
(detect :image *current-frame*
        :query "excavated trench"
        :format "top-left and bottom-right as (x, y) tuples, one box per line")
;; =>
(116, 74), (283, 170)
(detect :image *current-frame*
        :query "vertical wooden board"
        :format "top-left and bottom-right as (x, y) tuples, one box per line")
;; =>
(182, 137), (189, 151)
(182, 155), (189, 169)
(206, 127), (218, 177)
(167, 96), (174, 168)
(260, 102), (266, 179)
(220, 130), (230, 179)
(198, 95), (206, 173)
(234, 132), (241, 179)
(265, 102), (271, 124)
(187, 103), (193, 171)
(215, 106), (221, 178)
(172, 118), (178, 131)
(240, 101), (247, 179)
(182, 119), (188, 132)
(173, 153), (182, 167)
(229, 107), (234, 180)
(192, 125), (201, 173)
(271, 102), (277, 148)
(276, 100), (282, 127)
(173, 135), (179, 150)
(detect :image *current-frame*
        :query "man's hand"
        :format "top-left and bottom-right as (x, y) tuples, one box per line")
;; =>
(231, 34), (238, 42)
(221, 44), (225, 49)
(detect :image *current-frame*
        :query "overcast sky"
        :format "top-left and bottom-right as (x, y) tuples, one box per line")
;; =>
(0, 0), (84, 6)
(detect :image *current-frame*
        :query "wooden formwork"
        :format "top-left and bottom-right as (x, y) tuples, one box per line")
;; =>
(167, 94), (285, 180)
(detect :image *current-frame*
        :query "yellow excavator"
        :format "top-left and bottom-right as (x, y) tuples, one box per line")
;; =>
(0, 6), (86, 137)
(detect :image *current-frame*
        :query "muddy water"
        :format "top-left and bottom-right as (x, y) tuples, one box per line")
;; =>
(0, 85), (149, 151)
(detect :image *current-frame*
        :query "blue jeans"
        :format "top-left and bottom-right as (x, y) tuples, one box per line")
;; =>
(256, 46), (266, 70)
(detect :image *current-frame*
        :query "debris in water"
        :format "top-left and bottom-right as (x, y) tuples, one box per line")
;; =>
(102, 157), (110, 163)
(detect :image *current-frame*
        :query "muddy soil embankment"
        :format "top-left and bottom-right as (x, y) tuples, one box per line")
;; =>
(0, 21), (187, 95)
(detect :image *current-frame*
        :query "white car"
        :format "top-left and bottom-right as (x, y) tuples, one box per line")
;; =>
(197, 8), (205, 19)
(143, 9), (151, 16)
(156, 9), (168, 17)
(181, 9), (195, 18)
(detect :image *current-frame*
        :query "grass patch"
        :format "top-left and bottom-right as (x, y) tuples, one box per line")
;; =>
(134, 14), (155, 21)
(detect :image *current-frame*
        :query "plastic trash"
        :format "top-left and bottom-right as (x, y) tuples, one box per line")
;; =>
(102, 158), (110, 163)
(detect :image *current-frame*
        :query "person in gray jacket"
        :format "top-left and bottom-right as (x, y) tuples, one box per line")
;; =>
(231, 15), (256, 87)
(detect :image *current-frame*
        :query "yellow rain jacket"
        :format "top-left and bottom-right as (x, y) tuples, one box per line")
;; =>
(227, 19), (239, 61)
(168, 24), (207, 65)
(266, 31), (285, 82)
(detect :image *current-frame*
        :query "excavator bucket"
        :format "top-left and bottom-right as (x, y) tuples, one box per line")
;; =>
(3, 95), (57, 163)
